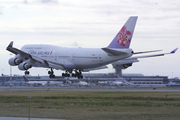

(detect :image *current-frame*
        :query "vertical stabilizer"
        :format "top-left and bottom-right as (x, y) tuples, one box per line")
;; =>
(108, 16), (138, 48)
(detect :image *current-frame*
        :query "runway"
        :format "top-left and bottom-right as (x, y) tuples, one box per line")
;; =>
(0, 87), (180, 92)
(0, 117), (65, 120)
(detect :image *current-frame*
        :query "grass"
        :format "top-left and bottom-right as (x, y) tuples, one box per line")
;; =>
(0, 89), (180, 120)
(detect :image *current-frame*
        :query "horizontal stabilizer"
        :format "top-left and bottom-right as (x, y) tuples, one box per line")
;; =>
(101, 48), (127, 56)
(119, 48), (178, 61)
(133, 50), (162, 54)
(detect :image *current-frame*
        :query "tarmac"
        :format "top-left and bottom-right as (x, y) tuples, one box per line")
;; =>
(1, 87), (180, 92)
(0, 117), (65, 120)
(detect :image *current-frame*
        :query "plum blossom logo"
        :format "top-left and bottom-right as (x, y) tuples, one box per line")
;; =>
(117, 26), (131, 46)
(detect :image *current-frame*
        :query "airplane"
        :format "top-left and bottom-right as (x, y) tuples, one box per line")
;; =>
(6, 16), (138, 78)
(78, 81), (88, 86)
(6, 16), (177, 79)
(109, 81), (123, 86)
(23, 76), (64, 86)
(48, 81), (64, 86)
(166, 81), (180, 87)
(23, 76), (48, 86)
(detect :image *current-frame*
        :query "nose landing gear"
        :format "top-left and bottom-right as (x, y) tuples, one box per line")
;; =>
(48, 68), (55, 78)
(25, 70), (30, 75)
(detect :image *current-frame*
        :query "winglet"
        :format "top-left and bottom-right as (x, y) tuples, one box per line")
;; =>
(8, 41), (13, 48)
(170, 48), (178, 53)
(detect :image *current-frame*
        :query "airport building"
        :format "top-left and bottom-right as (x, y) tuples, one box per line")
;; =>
(123, 76), (169, 85)
(0, 73), (170, 86)
(83, 73), (169, 86)
(0, 75), (40, 86)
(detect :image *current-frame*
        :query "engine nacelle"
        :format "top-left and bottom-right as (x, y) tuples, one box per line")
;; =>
(123, 63), (132, 69)
(9, 57), (21, 66)
(18, 62), (32, 70)
(113, 63), (132, 69)
(8, 54), (23, 66)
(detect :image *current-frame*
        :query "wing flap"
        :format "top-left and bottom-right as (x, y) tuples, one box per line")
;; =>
(32, 56), (65, 70)
(48, 62), (65, 70)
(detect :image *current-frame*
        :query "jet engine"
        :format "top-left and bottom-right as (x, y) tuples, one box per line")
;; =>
(113, 63), (132, 69)
(8, 54), (23, 66)
(18, 62), (32, 70)
(18, 59), (34, 70)
(112, 58), (139, 70)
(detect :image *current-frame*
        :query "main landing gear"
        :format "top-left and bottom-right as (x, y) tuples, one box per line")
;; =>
(25, 68), (83, 79)
(62, 69), (83, 79)
(47, 68), (83, 79)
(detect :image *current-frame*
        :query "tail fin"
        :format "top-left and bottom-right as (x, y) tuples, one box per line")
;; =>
(107, 16), (138, 48)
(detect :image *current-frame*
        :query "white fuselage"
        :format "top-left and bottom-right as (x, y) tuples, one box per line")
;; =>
(21, 44), (133, 70)
(26, 81), (47, 86)
(78, 81), (88, 86)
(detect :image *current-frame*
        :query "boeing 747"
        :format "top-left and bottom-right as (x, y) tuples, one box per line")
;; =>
(6, 16), (177, 79)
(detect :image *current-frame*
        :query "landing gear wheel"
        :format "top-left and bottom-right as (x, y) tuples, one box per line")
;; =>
(80, 75), (83, 79)
(62, 69), (83, 79)
(77, 75), (83, 79)
(62, 73), (70, 77)
(72, 73), (76, 77)
(75, 70), (83, 79)
(25, 71), (30, 75)
(50, 74), (55, 78)
(48, 68), (55, 78)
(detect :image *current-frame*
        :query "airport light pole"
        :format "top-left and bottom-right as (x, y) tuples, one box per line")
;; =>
(28, 96), (31, 120)
(2, 69), (4, 76)
(9, 54), (12, 88)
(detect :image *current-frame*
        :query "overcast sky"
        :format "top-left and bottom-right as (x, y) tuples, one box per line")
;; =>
(0, 0), (180, 78)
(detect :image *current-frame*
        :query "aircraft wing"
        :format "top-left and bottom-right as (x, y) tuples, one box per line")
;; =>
(32, 57), (65, 70)
(6, 41), (32, 58)
(128, 48), (178, 59)
(6, 41), (65, 70)
(112, 48), (178, 65)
